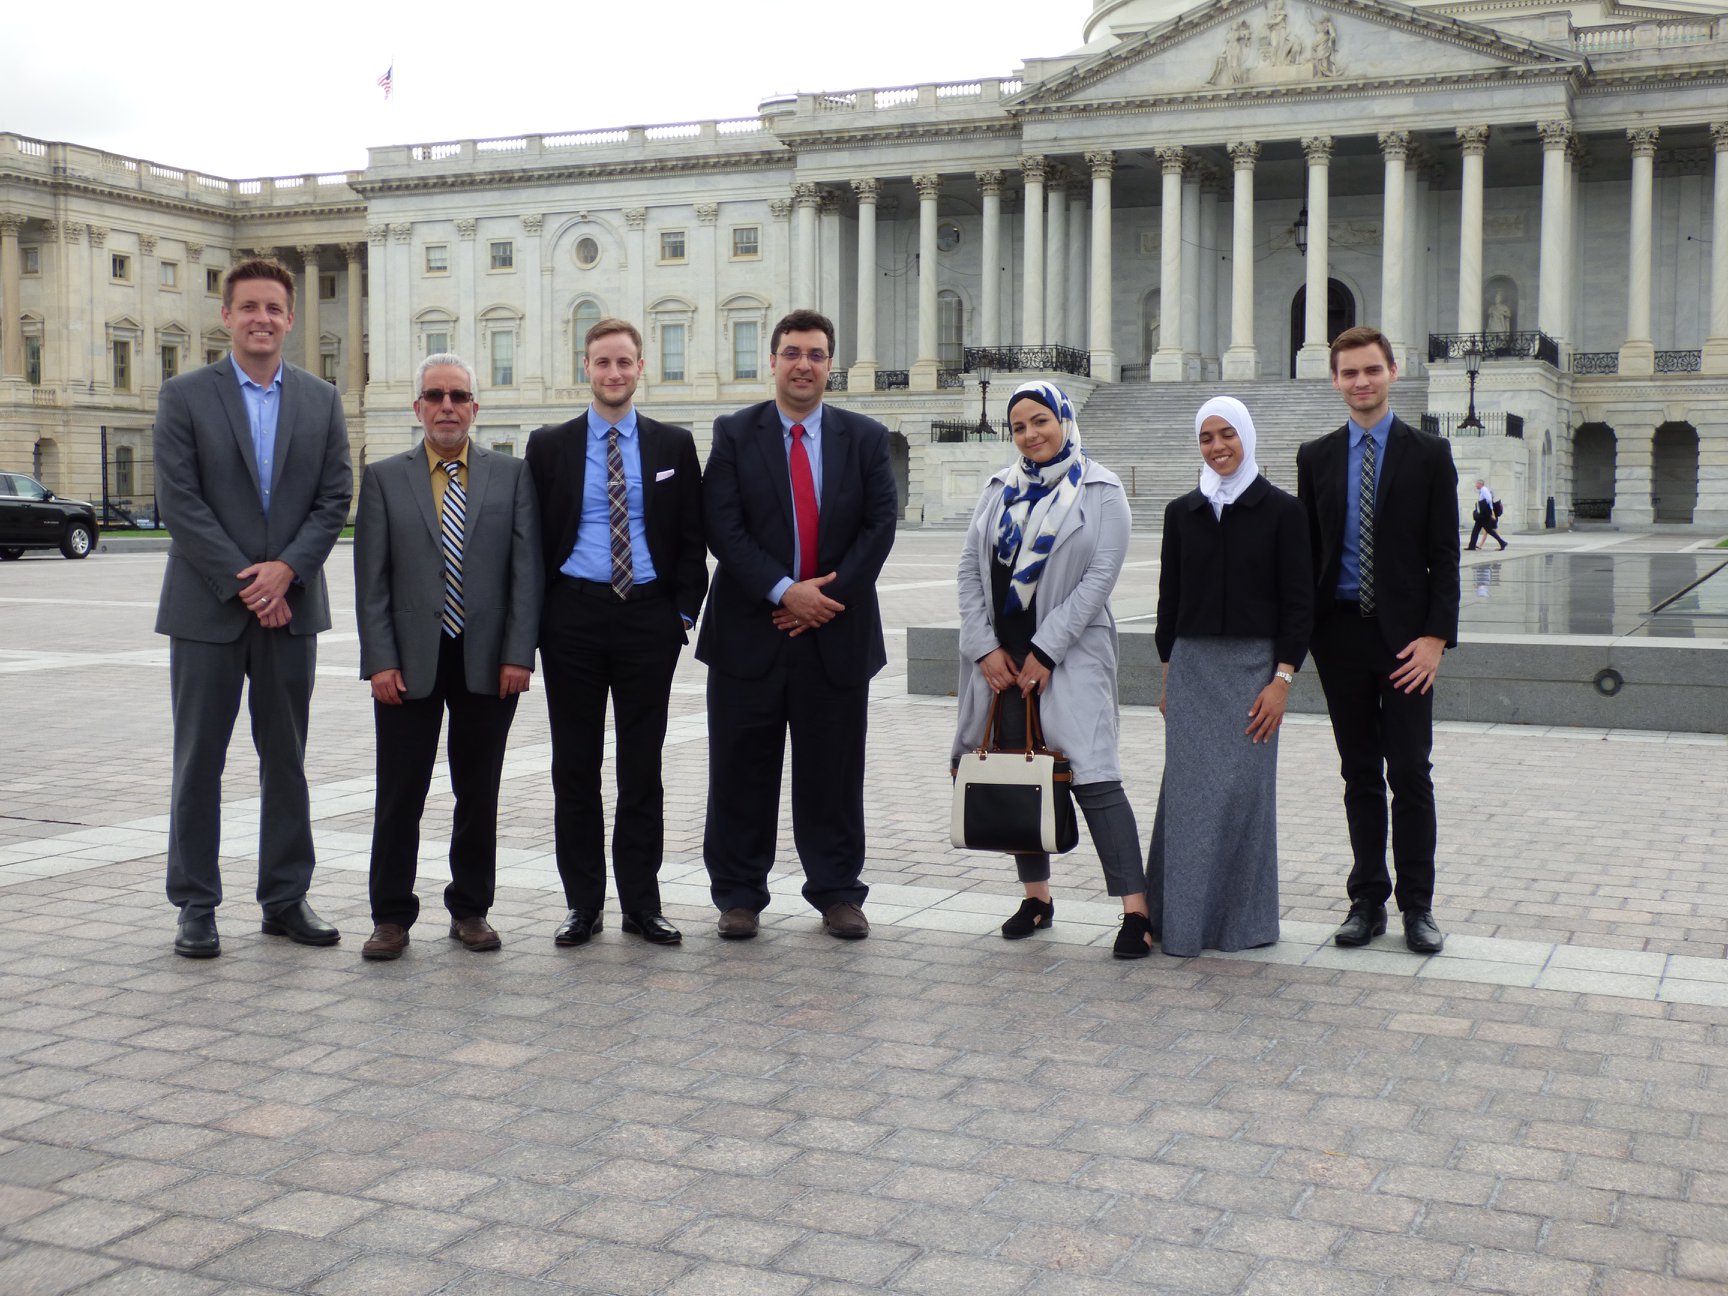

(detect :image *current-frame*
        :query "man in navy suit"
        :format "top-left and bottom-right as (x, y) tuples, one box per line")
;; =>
(697, 309), (898, 941)
(1296, 325), (1459, 955)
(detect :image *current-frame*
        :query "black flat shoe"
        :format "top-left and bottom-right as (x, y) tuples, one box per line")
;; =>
(1334, 904), (1388, 947)
(621, 912), (682, 944)
(175, 912), (220, 959)
(1001, 897), (1054, 940)
(1403, 909), (1446, 954)
(553, 908), (603, 947)
(1113, 912), (1153, 959)
(261, 899), (340, 946)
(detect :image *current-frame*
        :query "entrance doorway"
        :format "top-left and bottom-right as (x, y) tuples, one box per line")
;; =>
(1652, 422), (1699, 523)
(1573, 423), (1616, 520)
(1289, 279), (1356, 377)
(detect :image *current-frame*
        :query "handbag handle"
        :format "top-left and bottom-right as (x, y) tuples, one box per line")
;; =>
(975, 689), (1042, 760)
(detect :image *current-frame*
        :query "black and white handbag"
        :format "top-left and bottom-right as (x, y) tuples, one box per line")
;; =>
(951, 692), (1079, 855)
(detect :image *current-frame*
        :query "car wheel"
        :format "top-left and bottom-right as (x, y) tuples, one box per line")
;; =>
(0, 547), (23, 561)
(60, 522), (94, 559)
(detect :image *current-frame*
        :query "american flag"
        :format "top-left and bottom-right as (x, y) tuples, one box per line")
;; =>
(377, 65), (393, 99)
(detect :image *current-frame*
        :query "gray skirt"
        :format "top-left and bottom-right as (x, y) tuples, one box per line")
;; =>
(1146, 636), (1282, 957)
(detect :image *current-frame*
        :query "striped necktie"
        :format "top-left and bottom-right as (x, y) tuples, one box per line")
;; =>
(440, 459), (465, 636)
(1357, 434), (1376, 614)
(607, 426), (634, 599)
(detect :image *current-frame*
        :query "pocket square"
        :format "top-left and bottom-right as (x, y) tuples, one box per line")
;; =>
(655, 468), (676, 481)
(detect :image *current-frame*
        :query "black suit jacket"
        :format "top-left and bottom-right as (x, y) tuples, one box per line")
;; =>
(696, 400), (898, 687)
(524, 411), (707, 625)
(1295, 414), (1461, 653)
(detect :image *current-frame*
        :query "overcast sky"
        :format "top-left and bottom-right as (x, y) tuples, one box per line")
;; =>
(6, 0), (1091, 179)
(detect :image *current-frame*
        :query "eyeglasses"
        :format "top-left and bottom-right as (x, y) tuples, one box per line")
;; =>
(775, 347), (831, 364)
(419, 388), (474, 406)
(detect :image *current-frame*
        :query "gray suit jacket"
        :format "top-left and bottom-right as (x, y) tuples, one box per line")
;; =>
(153, 358), (353, 641)
(353, 441), (543, 699)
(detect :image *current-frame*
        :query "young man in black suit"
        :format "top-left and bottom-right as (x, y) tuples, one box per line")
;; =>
(525, 319), (706, 948)
(697, 309), (898, 941)
(1296, 326), (1460, 954)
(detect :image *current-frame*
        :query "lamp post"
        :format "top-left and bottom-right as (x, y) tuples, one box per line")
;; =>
(974, 362), (994, 440)
(1293, 207), (1309, 257)
(1460, 341), (1484, 430)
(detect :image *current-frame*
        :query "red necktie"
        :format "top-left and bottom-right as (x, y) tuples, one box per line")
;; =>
(789, 423), (819, 582)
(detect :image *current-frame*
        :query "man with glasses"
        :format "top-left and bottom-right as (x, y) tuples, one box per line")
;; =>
(353, 354), (542, 959)
(525, 319), (706, 948)
(697, 309), (898, 941)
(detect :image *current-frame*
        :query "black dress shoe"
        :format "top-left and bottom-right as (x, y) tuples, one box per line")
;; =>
(1112, 911), (1153, 960)
(1001, 897), (1054, 940)
(553, 908), (603, 947)
(621, 912), (681, 944)
(1334, 904), (1388, 947)
(260, 899), (341, 946)
(174, 912), (220, 959)
(1403, 909), (1446, 954)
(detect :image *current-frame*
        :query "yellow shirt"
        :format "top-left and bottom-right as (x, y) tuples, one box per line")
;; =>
(425, 440), (469, 521)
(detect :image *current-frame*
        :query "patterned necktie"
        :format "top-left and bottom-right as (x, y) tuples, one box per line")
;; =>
(440, 460), (465, 637)
(1357, 434), (1377, 614)
(606, 426), (634, 599)
(789, 423), (819, 583)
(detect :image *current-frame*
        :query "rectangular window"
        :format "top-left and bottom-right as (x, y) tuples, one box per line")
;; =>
(111, 253), (131, 282)
(160, 344), (179, 380)
(425, 331), (449, 357)
(205, 348), (223, 366)
(24, 337), (41, 385)
(159, 261), (178, 288)
(491, 331), (514, 386)
(731, 226), (760, 259)
(658, 230), (686, 263)
(322, 353), (338, 383)
(116, 447), (135, 497)
(489, 241), (514, 271)
(112, 341), (131, 392)
(660, 324), (686, 382)
(206, 268), (222, 295)
(425, 244), (449, 274)
(491, 441), (515, 457)
(732, 321), (759, 380)
(319, 273), (337, 300)
(20, 246), (40, 275)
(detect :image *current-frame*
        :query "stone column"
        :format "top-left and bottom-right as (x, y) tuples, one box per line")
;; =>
(296, 245), (320, 377)
(851, 178), (881, 389)
(1180, 166), (1202, 368)
(1456, 126), (1490, 337)
(340, 244), (364, 396)
(623, 208), (647, 327)
(1044, 165), (1067, 347)
(2, 214), (26, 378)
(793, 183), (820, 310)
(1695, 417), (1728, 526)
(455, 219), (478, 365)
(1066, 180), (1088, 355)
(693, 205), (720, 399)
(1086, 151), (1117, 381)
(976, 171), (1002, 348)
(87, 226), (109, 389)
(1020, 155), (1046, 346)
(1378, 131), (1409, 368)
(521, 213), (544, 398)
(1222, 142), (1259, 381)
(1405, 154), (1426, 363)
(1536, 122), (1573, 346)
(389, 224), (413, 399)
(1702, 124), (1728, 374)
(1198, 176), (1221, 376)
(1150, 146), (1188, 380)
(911, 174), (942, 390)
(1296, 136), (1332, 379)
(364, 225), (388, 405)
(138, 235), (159, 391)
(1614, 424), (1657, 526)
(1620, 128), (1660, 375)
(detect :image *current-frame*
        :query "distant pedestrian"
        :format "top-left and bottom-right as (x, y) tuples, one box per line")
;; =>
(1467, 479), (1507, 551)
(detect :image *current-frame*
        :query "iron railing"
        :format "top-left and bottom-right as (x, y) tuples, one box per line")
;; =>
(1656, 350), (1702, 373)
(962, 345), (1091, 377)
(825, 371), (848, 392)
(1571, 352), (1619, 375)
(875, 370), (909, 391)
(1428, 332), (1560, 367)
(1574, 498), (1613, 520)
(938, 368), (964, 389)
(1420, 412), (1525, 439)
(931, 419), (1002, 443)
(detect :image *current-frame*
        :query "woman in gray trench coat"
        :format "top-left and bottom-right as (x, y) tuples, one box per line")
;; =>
(950, 380), (1151, 958)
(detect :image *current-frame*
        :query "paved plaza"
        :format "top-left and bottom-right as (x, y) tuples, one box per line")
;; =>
(0, 527), (1724, 1295)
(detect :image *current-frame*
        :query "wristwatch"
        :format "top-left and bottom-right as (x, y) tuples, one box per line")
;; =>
(1273, 669), (1295, 686)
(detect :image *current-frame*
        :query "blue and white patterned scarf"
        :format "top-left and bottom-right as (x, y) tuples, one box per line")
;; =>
(993, 380), (1086, 616)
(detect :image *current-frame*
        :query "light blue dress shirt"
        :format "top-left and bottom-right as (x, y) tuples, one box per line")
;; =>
(560, 406), (660, 585)
(230, 355), (283, 516)
(1337, 410), (1393, 600)
(767, 405), (824, 606)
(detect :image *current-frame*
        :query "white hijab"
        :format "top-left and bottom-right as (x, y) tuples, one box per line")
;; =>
(1194, 395), (1261, 518)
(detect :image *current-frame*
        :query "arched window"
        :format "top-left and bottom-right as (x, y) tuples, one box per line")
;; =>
(571, 299), (603, 379)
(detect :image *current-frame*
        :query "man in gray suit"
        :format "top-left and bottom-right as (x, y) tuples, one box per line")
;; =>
(153, 257), (353, 958)
(353, 354), (542, 959)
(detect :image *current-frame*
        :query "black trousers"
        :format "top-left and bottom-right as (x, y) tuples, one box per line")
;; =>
(1311, 609), (1437, 913)
(540, 578), (684, 913)
(703, 634), (870, 914)
(1467, 517), (1505, 549)
(369, 632), (518, 927)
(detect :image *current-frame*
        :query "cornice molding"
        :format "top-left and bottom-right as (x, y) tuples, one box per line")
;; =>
(352, 151), (787, 198)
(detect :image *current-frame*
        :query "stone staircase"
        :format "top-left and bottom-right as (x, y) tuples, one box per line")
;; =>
(1073, 376), (1429, 528)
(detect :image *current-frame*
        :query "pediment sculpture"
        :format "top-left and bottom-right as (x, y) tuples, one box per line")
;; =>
(1208, 1), (1344, 87)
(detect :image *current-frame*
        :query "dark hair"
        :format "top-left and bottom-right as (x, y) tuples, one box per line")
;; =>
(224, 258), (296, 311)
(585, 317), (643, 356)
(770, 309), (836, 357)
(1328, 325), (1395, 373)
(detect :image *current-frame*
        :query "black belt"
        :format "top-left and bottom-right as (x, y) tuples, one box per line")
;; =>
(560, 576), (665, 604)
(1334, 598), (1377, 619)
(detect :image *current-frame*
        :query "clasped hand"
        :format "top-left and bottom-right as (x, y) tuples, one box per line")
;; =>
(237, 560), (295, 628)
(980, 647), (1050, 697)
(771, 572), (844, 637)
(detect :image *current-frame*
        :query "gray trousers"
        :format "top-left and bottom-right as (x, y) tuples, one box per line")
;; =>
(165, 626), (318, 918)
(1014, 780), (1144, 896)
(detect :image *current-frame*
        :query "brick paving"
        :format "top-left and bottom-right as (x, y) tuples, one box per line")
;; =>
(0, 531), (1724, 1294)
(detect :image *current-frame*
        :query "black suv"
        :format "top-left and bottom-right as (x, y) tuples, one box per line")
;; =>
(0, 472), (97, 560)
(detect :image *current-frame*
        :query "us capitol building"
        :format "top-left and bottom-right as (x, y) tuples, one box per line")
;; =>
(3, 0), (1726, 529)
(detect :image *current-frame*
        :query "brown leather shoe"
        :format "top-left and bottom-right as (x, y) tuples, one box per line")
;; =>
(448, 915), (501, 952)
(361, 923), (408, 961)
(821, 902), (869, 940)
(716, 907), (759, 940)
